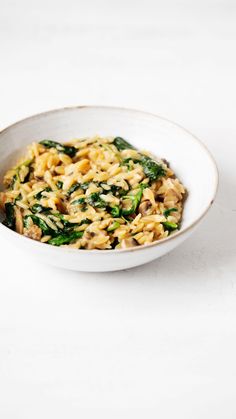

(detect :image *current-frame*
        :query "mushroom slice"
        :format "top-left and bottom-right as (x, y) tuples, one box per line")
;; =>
(120, 238), (138, 248)
(24, 225), (42, 241)
(138, 200), (152, 216)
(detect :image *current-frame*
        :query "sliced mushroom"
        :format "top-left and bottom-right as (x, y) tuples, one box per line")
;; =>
(150, 180), (162, 194)
(138, 200), (152, 216)
(120, 238), (138, 249)
(164, 188), (181, 204)
(24, 225), (42, 241)
(83, 230), (96, 240)
(162, 158), (170, 168)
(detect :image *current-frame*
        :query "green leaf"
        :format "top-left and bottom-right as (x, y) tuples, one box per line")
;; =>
(109, 206), (120, 217)
(121, 184), (146, 216)
(121, 196), (136, 216)
(67, 182), (81, 196)
(81, 205), (88, 212)
(120, 158), (133, 171)
(56, 180), (63, 189)
(162, 221), (178, 232)
(48, 230), (83, 246)
(80, 182), (90, 191)
(24, 214), (55, 235)
(79, 218), (92, 226)
(14, 193), (22, 203)
(110, 184), (127, 196)
(87, 193), (106, 209)
(3, 203), (15, 229)
(16, 159), (32, 169)
(8, 159), (33, 188)
(48, 212), (78, 230)
(107, 221), (120, 232)
(98, 183), (127, 197)
(71, 197), (86, 205)
(163, 207), (178, 217)
(31, 204), (50, 214)
(34, 187), (51, 200)
(113, 137), (136, 151)
(67, 182), (90, 197)
(40, 140), (77, 157)
(9, 173), (19, 190)
(138, 156), (166, 181)
(21, 167), (31, 183)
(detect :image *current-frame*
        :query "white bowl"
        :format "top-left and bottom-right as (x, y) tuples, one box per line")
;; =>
(0, 106), (218, 272)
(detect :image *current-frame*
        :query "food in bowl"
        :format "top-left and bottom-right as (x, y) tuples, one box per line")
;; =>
(0, 136), (186, 249)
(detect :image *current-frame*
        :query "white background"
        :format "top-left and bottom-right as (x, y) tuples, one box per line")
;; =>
(0, 0), (236, 417)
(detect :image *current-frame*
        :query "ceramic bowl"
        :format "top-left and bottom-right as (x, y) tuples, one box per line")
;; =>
(0, 106), (218, 271)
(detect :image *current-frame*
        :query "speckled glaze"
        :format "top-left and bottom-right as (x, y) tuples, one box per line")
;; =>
(0, 106), (218, 271)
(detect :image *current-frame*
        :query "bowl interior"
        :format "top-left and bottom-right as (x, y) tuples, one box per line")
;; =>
(0, 107), (217, 230)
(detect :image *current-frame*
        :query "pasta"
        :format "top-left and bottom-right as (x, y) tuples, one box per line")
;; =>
(0, 136), (186, 249)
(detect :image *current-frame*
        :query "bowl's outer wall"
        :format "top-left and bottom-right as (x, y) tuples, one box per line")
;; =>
(0, 221), (195, 271)
(0, 107), (218, 271)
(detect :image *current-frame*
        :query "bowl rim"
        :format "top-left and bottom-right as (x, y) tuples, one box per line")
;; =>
(0, 105), (219, 254)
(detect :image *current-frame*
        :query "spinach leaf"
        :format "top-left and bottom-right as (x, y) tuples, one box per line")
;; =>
(67, 181), (90, 197)
(9, 173), (19, 190)
(14, 193), (22, 203)
(34, 187), (51, 200)
(40, 140), (77, 157)
(98, 183), (127, 197)
(56, 180), (63, 189)
(23, 214), (54, 235)
(22, 168), (31, 184)
(162, 221), (178, 232)
(107, 221), (120, 232)
(67, 182), (81, 196)
(79, 218), (92, 226)
(109, 206), (120, 217)
(110, 184), (127, 196)
(111, 237), (119, 249)
(49, 212), (78, 230)
(121, 184), (147, 216)
(163, 207), (178, 217)
(87, 193), (106, 209)
(138, 156), (166, 181)
(17, 159), (32, 169)
(113, 137), (136, 151)
(48, 230), (83, 246)
(120, 158), (133, 171)
(9, 160), (33, 189)
(99, 182), (110, 192)
(80, 182), (90, 191)
(31, 204), (50, 214)
(3, 203), (15, 229)
(71, 197), (86, 205)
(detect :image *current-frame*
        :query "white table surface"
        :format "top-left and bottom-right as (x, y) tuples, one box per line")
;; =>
(0, 0), (236, 417)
